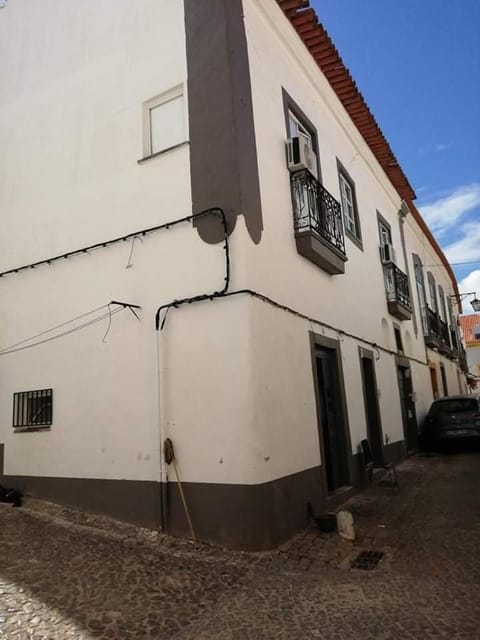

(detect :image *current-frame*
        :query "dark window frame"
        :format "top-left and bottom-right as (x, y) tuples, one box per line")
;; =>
(337, 159), (362, 250)
(412, 253), (427, 333)
(13, 389), (53, 431)
(427, 272), (438, 313)
(393, 325), (404, 353)
(377, 212), (393, 247)
(438, 285), (448, 323)
(282, 88), (322, 183)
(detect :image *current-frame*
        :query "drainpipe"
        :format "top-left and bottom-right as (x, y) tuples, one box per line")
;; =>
(156, 330), (168, 532)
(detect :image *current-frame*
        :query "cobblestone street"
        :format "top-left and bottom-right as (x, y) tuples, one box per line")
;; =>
(1, 451), (479, 639)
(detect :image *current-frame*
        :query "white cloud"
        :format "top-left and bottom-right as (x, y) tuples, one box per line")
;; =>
(418, 183), (480, 236)
(444, 221), (480, 264)
(458, 269), (480, 315)
(435, 143), (452, 152)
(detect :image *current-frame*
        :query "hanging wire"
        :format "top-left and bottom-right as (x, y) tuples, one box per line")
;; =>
(102, 304), (113, 343)
(125, 236), (143, 269)
(0, 304), (110, 352)
(0, 307), (126, 356)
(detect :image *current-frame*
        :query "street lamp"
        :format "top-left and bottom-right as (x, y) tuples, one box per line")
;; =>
(449, 292), (480, 313)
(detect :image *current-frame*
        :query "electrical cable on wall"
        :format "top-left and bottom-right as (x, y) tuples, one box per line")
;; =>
(0, 207), (229, 279)
(156, 287), (429, 368)
(0, 301), (141, 356)
(0, 307), (125, 356)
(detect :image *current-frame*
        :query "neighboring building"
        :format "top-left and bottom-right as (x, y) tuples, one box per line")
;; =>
(459, 314), (480, 389)
(0, 0), (466, 549)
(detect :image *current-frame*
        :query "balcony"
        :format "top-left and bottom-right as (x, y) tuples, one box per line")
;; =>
(423, 306), (452, 353)
(383, 263), (412, 320)
(450, 328), (459, 357)
(438, 317), (451, 355)
(291, 169), (347, 275)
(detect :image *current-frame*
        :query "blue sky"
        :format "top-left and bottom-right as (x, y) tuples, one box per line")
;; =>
(311, 0), (480, 310)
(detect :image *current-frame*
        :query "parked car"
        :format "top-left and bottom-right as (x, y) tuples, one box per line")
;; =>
(421, 396), (480, 450)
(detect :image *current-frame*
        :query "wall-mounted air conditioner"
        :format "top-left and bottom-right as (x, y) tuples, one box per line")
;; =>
(380, 243), (396, 264)
(287, 137), (316, 175)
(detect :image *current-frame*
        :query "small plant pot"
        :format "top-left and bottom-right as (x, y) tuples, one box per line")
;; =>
(316, 513), (337, 533)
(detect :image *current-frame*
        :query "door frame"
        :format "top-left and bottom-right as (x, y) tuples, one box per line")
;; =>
(429, 361), (439, 400)
(358, 347), (385, 462)
(309, 332), (353, 502)
(395, 355), (418, 452)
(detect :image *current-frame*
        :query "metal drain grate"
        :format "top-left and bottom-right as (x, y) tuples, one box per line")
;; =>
(350, 550), (384, 570)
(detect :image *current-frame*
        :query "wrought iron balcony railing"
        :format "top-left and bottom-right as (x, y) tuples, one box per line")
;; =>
(423, 306), (453, 352)
(383, 263), (412, 310)
(438, 317), (450, 348)
(291, 169), (346, 256)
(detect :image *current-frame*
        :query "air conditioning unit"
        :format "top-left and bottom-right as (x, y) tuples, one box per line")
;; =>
(380, 243), (396, 264)
(287, 137), (316, 174)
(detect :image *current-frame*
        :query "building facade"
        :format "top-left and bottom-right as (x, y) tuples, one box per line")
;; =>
(459, 314), (480, 389)
(0, 0), (466, 549)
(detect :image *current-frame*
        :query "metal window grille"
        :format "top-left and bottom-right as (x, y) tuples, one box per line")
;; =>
(13, 389), (53, 428)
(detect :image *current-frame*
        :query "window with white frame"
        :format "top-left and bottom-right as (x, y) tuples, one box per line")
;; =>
(143, 86), (186, 158)
(338, 165), (361, 243)
(288, 110), (318, 178)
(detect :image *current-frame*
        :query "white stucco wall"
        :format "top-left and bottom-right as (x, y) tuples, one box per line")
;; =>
(0, 0), (465, 494)
(403, 212), (466, 412)
(0, 0), (256, 485)
(240, 0), (426, 472)
(0, 0), (189, 266)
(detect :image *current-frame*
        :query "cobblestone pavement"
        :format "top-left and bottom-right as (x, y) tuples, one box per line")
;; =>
(1, 451), (480, 639)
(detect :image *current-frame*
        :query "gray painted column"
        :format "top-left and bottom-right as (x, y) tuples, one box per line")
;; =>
(184, 0), (263, 244)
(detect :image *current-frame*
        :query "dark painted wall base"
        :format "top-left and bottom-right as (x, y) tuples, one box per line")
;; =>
(0, 439), (406, 550)
(166, 466), (324, 550)
(3, 474), (162, 530)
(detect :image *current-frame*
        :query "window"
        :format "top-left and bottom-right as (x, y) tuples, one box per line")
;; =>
(378, 216), (392, 247)
(288, 110), (318, 178)
(13, 389), (53, 430)
(394, 327), (403, 353)
(438, 286), (448, 323)
(427, 272), (438, 313)
(143, 85), (186, 158)
(473, 324), (480, 340)
(413, 254), (427, 332)
(338, 161), (361, 246)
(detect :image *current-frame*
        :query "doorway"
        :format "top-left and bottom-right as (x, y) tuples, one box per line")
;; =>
(314, 345), (350, 493)
(440, 364), (448, 397)
(397, 364), (418, 452)
(360, 350), (384, 463)
(429, 364), (439, 400)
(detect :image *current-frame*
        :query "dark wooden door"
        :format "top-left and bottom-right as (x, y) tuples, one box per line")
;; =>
(315, 349), (350, 492)
(361, 356), (384, 463)
(397, 365), (418, 452)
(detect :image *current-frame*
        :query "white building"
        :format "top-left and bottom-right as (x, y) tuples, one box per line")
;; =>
(459, 314), (480, 389)
(0, 0), (466, 549)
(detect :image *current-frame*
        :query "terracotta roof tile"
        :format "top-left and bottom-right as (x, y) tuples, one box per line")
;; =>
(459, 314), (480, 344)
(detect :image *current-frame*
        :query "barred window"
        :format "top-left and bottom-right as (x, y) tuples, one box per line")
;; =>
(13, 389), (53, 429)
